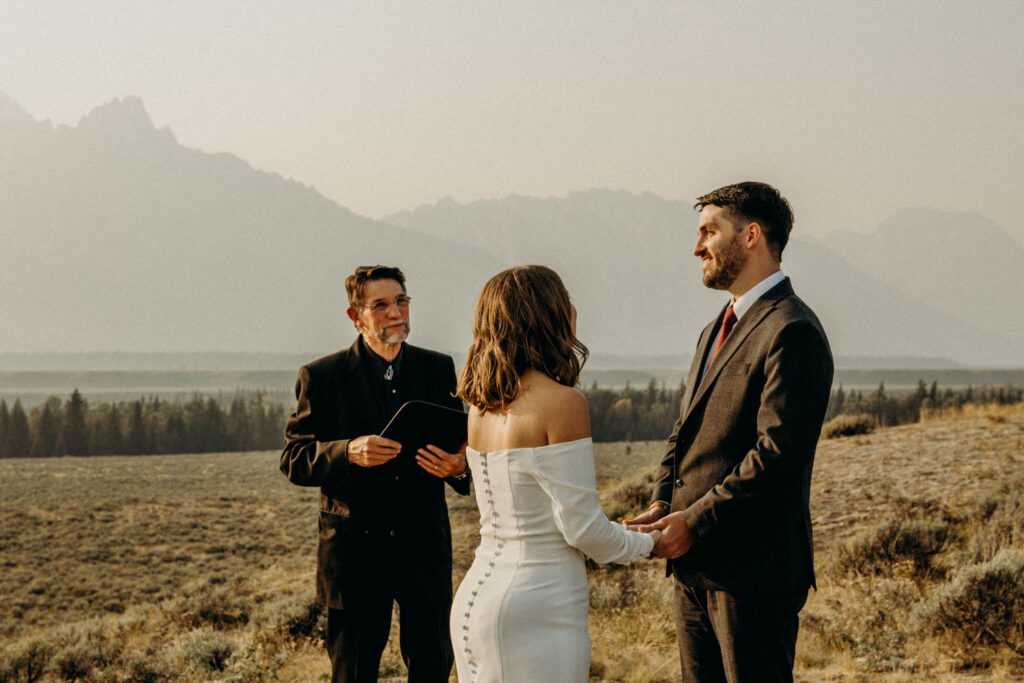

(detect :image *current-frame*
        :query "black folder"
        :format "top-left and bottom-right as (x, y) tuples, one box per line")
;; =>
(379, 400), (468, 457)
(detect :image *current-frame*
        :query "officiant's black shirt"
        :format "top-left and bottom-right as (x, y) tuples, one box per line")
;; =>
(360, 336), (405, 420)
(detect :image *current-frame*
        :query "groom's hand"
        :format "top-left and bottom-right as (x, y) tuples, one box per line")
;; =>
(646, 512), (696, 559)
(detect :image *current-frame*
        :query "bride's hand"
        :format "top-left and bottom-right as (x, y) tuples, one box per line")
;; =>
(624, 524), (662, 543)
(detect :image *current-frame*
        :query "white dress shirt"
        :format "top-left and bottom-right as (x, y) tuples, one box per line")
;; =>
(701, 269), (785, 379)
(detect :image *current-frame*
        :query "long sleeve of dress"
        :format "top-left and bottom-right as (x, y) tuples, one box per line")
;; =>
(529, 438), (654, 564)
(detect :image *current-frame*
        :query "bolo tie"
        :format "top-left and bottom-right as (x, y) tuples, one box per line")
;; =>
(385, 364), (397, 406)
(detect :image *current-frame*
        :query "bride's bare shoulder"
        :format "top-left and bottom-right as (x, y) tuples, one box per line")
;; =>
(537, 380), (586, 408)
(468, 372), (589, 449)
(520, 371), (583, 403)
(525, 375), (589, 442)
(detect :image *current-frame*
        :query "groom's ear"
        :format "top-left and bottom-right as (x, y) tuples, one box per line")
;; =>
(346, 307), (361, 328)
(743, 221), (764, 250)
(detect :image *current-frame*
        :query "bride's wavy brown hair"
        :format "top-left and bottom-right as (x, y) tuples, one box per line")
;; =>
(457, 265), (588, 412)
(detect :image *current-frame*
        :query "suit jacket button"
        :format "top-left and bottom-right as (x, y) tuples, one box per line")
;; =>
(389, 530), (397, 536)
(675, 479), (684, 488)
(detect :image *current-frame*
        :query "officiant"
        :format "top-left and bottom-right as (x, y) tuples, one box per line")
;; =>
(280, 264), (469, 683)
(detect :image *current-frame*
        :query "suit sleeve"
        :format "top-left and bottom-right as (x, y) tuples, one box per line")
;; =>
(681, 320), (833, 541)
(279, 365), (352, 487)
(441, 356), (473, 496)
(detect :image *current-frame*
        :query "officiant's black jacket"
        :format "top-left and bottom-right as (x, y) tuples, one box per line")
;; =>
(280, 338), (469, 609)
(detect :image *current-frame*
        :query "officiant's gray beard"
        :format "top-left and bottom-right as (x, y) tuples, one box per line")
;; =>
(703, 235), (747, 290)
(374, 322), (410, 345)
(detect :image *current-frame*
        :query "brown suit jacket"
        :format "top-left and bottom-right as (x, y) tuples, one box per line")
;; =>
(654, 278), (833, 595)
(280, 338), (469, 609)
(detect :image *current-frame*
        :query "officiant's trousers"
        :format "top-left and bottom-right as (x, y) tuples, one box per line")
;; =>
(673, 581), (807, 683)
(325, 532), (453, 683)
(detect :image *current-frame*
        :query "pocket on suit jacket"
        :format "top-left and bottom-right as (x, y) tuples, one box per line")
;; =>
(318, 509), (351, 539)
(720, 362), (751, 376)
(317, 511), (356, 609)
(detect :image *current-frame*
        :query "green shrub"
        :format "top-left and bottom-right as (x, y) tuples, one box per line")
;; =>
(822, 413), (874, 439)
(600, 469), (656, 522)
(46, 620), (118, 682)
(968, 484), (1024, 563)
(588, 566), (646, 610)
(800, 577), (919, 673)
(911, 548), (1024, 657)
(176, 583), (250, 628)
(181, 628), (234, 672)
(124, 656), (172, 683)
(253, 594), (321, 642)
(833, 518), (951, 578)
(51, 642), (106, 681)
(0, 637), (51, 683)
(217, 644), (275, 683)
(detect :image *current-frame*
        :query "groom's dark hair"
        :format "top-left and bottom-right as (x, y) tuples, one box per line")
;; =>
(695, 182), (794, 260)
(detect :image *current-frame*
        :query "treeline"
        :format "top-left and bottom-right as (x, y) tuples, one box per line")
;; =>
(584, 378), (685, 442)
(2, 380), (1022, 458)
(581, 378), (1024, 443)
(0, 390), (285, 458)
(824, 380), (1024, 427)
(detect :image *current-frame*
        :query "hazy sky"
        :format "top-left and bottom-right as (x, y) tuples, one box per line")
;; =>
(3, 0), (1023, 240)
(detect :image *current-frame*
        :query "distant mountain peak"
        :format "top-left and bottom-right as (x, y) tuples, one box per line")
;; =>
(75, 96), (175, 143)
(0, 90), (38, 128)
(832, 206), (1023, 252)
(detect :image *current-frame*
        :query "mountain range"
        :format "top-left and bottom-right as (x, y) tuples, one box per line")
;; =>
(385, 193), (1024, 365)
(2, 92), (1022, 366)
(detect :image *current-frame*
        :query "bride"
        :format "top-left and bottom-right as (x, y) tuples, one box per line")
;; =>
(450, 265), (659, 682)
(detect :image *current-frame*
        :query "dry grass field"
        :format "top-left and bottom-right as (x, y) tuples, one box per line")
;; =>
(2, 405), (1023, 681)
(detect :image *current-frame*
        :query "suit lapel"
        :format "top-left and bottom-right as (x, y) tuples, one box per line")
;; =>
(680, 278), (793, 426)
(682, 313), (723, 413)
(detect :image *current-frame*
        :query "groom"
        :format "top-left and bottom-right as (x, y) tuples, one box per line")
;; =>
(628, 182), (833, 682)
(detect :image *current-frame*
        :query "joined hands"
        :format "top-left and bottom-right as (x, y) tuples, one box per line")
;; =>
(624, 507), (696, 559)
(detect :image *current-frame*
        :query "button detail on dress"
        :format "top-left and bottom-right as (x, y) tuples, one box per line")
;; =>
(461, 450), (499, 677)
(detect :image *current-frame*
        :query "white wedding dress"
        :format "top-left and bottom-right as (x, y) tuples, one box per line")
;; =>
(451, 437), (654, 683)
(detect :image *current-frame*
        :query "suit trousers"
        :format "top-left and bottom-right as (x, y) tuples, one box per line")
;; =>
(325, 535), (454, 683)
(673, 579), (807, 683)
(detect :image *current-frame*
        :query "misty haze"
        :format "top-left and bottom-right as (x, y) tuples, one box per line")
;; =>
(2, 92), (1023, 368)
(3, 3), (1024, 680)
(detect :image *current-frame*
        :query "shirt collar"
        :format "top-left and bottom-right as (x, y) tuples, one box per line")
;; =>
(731, 269), (785, 321)
(359, 335), (404, 377)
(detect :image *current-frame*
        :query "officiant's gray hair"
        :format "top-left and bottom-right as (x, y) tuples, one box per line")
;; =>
(345, 265), (407, 307)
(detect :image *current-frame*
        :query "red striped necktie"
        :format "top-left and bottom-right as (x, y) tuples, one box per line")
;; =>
(711, 306), (737, 362)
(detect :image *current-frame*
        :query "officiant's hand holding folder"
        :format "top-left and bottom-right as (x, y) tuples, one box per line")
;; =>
(380, 400), (469, 478)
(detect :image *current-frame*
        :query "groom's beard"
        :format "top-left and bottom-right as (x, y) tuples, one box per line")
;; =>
(376, 321), (410, 344)
(701, 234), (746, 290)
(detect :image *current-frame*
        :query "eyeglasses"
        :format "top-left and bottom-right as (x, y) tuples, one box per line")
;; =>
(361, 295), (411, 314)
